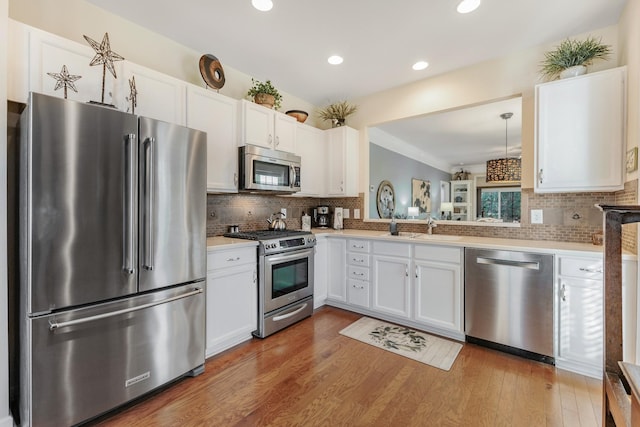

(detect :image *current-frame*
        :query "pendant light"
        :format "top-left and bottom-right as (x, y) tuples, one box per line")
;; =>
(485, 112), (521, 183)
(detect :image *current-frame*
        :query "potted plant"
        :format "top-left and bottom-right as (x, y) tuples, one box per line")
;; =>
(247, 78), (282, 110)
(540, 36), (612, 80)
(318, 100), (358, 127)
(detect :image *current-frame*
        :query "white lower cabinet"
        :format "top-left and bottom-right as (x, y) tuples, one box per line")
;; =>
(313, 237), (328, 309)
(372, 241), (411, 319)
(326, 238), (347, 302)
(206, 246), (257, 358)
(555, 254), (637, 378)
(346, 240), (371, 309)
(557, 276), (602, 376)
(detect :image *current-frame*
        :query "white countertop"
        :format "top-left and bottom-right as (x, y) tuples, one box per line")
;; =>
(206, 229), (636, 259)
(206, 236), (259, 251)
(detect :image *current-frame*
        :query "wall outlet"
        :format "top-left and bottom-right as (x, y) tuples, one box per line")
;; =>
(531, 209), (543, 224)
(343, 208), (350, 219)
(280, 208), (287, 218)
(354, 209), (361, 219)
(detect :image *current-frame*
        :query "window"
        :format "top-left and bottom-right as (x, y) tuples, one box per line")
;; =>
(478, 187), (521, 222)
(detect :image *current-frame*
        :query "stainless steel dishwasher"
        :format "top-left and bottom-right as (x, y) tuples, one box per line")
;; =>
(464, 248), (554, 363)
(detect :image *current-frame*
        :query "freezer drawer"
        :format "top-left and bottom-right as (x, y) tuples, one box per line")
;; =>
(21, 283), (205, 427)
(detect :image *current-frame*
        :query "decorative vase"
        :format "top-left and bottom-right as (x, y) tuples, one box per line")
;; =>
(559, 65), (587, 79)
(332, 118), (345, 128)
(254, 93), (275, 109)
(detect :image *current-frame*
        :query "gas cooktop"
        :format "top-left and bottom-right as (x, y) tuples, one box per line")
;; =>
(223, 229), (316, 255)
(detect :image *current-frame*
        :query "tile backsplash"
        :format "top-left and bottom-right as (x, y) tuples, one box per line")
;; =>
(207, 180), (637, 253)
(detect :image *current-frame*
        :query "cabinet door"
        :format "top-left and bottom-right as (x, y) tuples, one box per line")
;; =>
(295, 124), (326, 196)
(119, 62), (186, 125)
(242, 100), (274, 148)
(326, 239), (347, 302)
(206, 264), (257, 357)
(372, 256), (410, 318)
(557, 278), (603, 368)
(186, 86), (238, 193)
(27, 27), (119, 105)
(274, 113), (297, 152)
(325, 126), (359, 196)
(414, 260), (462, 332)
(313, 238), (328, 309)
(535, 67), (625, 192)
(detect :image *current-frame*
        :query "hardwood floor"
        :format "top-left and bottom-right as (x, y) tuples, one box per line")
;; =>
(92, 307), (601, 427)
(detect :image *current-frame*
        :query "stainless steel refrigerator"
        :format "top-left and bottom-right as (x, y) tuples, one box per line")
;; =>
(15, 92), (207, 426)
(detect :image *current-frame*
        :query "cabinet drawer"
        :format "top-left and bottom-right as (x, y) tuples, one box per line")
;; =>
(373, 241), (411, 257)
(559, 257), (603, 280)
(348, 239), (370, 253)
(207, 246), (256, 270)
(348, 253), (370, 267)
(347, 279), (370, 308)
(414, 245), (461, 264)
(348, 265), (370, 281)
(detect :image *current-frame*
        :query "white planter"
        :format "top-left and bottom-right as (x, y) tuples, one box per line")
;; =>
(560, 65), (587, 79)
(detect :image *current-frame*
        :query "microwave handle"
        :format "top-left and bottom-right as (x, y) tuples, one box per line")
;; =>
(290, 164), (297, 188)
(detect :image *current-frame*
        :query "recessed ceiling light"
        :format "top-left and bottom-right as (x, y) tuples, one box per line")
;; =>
(252, 0), (273, 12)
(412, 61), (429, 71)
(457, 0), (481, 13)
(328, 55), (344, 65)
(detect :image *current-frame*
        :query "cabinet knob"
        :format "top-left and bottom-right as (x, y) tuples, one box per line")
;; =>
(538, 169), (544, 184)
(275, 136), (280, 147)
(234, 172), (238, 185)
(268, 134), (273, 145)
(561, 283), (566, 302)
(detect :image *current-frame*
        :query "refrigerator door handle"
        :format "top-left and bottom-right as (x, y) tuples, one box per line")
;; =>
(143, 137), (155, 271)
(48, 287), (203, 330)
(123, 133), (137, 275)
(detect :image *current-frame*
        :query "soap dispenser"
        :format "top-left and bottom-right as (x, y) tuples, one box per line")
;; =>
(389, 217), (398, 236)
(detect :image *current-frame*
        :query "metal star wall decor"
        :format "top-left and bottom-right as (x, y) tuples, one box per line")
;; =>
(47, 65), (82, 99)
(126, 76), (138, 114)
(83, 32), (124, 104)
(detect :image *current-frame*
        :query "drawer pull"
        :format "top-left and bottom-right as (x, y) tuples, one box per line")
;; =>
(352, 284), (365, 289)
(353, 258), (364, 263)
(226, 256), (241, 262)
(579, 267), (603, 274)
(352, 245), (364, 249)
(352, 272), (365, 276)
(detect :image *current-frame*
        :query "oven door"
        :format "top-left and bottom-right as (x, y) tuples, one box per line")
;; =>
(263, 248), (314, 313)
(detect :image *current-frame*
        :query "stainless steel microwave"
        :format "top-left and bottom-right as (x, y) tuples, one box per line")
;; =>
(239, 144), (301, 193)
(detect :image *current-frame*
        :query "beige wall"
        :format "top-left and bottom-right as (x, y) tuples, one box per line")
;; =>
(349, 25), (620, 210)
(619, 0), (640, 186)
(8, 0), (321, 125)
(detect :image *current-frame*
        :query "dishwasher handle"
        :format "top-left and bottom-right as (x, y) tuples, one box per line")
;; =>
(476, 256), (540, 270)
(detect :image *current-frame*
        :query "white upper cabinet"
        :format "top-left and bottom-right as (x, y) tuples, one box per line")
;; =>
(325, 126), (359, 197)
(535, 67), (626, 193)
(186, 85), (239, 193)
(240, 100), (297, 152)
(8, 22), (120, 105)
(295, 123), (326, 197)
(117, 62), (186, 125)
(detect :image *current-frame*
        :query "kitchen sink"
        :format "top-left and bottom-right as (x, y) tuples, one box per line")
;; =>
(378, 232), (424, 238)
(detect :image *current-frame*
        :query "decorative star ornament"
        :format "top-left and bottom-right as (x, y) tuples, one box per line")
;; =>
(127, 76), (138, 114)
(83, 32), (124, 104)
(47, 65), (82, 99)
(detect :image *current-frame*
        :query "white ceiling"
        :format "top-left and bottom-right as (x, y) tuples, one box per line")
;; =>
(85, 0), (626, 106)
(374, 97), (523, 170)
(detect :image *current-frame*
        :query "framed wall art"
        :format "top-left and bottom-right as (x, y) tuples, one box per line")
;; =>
(412, 178), (431, 214)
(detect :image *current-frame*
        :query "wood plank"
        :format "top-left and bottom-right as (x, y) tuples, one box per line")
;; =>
(90, 307), (602, 427)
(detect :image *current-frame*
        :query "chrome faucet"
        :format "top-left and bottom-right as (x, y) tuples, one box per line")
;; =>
(426, 216), (437, 235)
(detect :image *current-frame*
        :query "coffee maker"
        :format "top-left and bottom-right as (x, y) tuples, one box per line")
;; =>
(314, 206), (330, 228)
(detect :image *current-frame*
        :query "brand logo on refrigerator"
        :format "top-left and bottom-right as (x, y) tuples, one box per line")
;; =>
(125, 371), (151, 387)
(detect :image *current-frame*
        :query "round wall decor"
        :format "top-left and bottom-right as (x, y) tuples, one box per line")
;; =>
(199, 54), (226, 89)
(376, 180), (395, 219)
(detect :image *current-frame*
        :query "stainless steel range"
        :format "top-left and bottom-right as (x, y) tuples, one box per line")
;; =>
(224, 230), (316, 337)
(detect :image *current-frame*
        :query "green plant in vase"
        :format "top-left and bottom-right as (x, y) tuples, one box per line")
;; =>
(247, 78), (282, 110)
(318, 100), (358, 127)
(540, 36), (612, 80)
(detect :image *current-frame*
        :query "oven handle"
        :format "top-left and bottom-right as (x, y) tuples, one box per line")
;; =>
(272, 303), (308, 322)
(265, 247), (314, 264)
